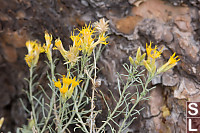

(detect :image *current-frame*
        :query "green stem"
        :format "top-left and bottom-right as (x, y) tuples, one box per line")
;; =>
(29, 66), (40, 132)
(79, 54), (87, 78)
(60, 102), (66, 123)
(118, 76), (151, 133)
(57, 102), (66, 132)
(90, 50), (97, 133)
(96, 81), (130, 133)
(90, 86), (95, 133)
(41, 60), (56, 133)
(97, 65), (139, 133)
(74, 100), (89, 133)
(117, 96), (141, 133)
(58, 94), (62, 121)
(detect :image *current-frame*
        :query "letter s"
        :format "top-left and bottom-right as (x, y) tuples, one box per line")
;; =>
(188, 103), (198, 116)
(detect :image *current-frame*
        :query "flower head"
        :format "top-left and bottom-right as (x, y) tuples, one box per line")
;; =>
(157, 52), (180, 74)
(54, 34), (81, 65)
(149, 46), (163, 59)
(98, 33), (109, 45)
(70, 32), (81, 47)
(25, 41), (43, 67)
(65, 45), (80, 65)
(168, 53), (180, 65)
(43, 32), (53, 61)
(146, 42), (163, 60)
(146, 41), (154, 58)
(65, 33), (81, 65)
(54, 38), (68, 60)
(143, 42), (163, 76)
(54, 74), (81, 100)
(79, 24), (95, 55)
(79, 23), (108, 55)
(68, 77), (80, 98)
(93, 18), (109, 34)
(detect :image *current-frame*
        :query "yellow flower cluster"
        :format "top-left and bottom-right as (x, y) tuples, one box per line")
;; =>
(54, 74), (81, 99)
(54, 19), (109, 65)
(25, 41), (44, 67)
(79, 24), (108, 55)
(54, 33), (81, 65)
(25, 32), (54, 67)
(25, 19), (109, 67)
(142, 42), (163, 76)
(129, 41), (180, 77)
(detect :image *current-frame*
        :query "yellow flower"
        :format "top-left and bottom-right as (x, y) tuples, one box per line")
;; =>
(146, 41), (154, 58)
(70, 32), (81, 47)
(68, 77), (80, 98)
(43, 32), (53, 61)
(149, 46), (163, 59)
(25, 41), (43, 67)
(25, 55), (34, 67)
(54, 74), (81, 100)
(60, 75), (71, 94)
(65, 45), (80, 65)
(129, 47), (146, 66)
(142, 42), (165, 77)
(168, 53), (180, 64)
(98, 33), (108, 45)
(157, 53), (180, 74)
(65, 33), (81, 65)
(85, 33), (108, 55)
(55, 21), (109, 61)
(93, 18), (109, 34)
(0, 117), (4, 129)
(146, 42), (163, 60)
(54, 34), (81, 65)
(79, 24), (108, 55)
(143, 42), (158, 75)
(54, 38), (68, 60)
(79, 24), (95, 55)
(26, 40), (35, 53)
(132, 41), (180, 76)
(54, 79), (61, 88)
(45, 31), (52, 49)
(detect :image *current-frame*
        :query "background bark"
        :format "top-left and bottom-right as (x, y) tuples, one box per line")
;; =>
(0, 0), (199, 132)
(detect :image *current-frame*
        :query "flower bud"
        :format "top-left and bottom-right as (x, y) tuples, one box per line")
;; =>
(129, 56), (135, 66)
